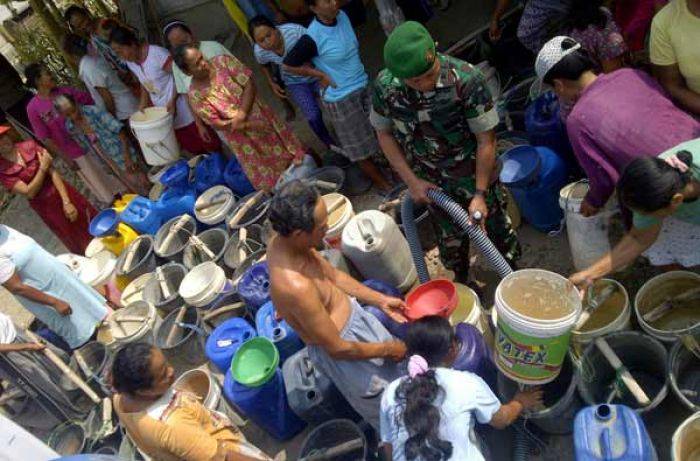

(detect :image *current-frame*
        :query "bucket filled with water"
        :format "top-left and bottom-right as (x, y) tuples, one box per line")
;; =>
(494, 269), (581, 384)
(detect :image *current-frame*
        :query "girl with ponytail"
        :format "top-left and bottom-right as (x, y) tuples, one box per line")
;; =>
(571, 140), (700, 288)
(379, 316), (543, 461)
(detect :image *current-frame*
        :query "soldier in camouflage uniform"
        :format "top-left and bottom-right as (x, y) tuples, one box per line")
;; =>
(370, 21), (520, 282)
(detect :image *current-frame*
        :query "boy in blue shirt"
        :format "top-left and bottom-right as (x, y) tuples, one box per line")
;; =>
(284, 0), (391, 191)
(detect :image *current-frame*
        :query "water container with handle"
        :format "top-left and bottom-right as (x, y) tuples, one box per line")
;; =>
(237, 262), (271, 314)
(120, 197), (163, 235)
(525, 91), (575, 168)
(574, 404), (656, 461)
(194, 153), (227, 194)
(206, 317), (257, 374)
(224, 337), (306, 440)
(130, 108), (180, 166)
(256, 301), (304, 365)
(453, 323), (491, 376)
(341, 210), (417, 293)
(282, 348), (359, 425)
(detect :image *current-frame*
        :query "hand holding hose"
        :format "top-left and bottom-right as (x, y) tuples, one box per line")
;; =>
(407, 177), (439, 205)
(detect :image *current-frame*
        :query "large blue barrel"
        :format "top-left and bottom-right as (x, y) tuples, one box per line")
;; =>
(223, 157), (255, 196)
(499, 145), (568, 233)
(282, 348), (359, 425)
(574, 404), (656, 461)
(237, 262), (271, 313)
(205, 318), (257, 374)
(525, 92), (573, 160)
(453, 323), (490, 376)
(194, 153), (226, 194)
(120, 197), (163, 235)
(256, 301), (304, 365)
(223, 369), (305, 440)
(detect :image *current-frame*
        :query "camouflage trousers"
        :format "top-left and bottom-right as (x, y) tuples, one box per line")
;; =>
(427, 175), (521, 281)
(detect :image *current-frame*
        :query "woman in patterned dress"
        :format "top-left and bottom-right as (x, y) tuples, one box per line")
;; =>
(173, 44), (305, 191)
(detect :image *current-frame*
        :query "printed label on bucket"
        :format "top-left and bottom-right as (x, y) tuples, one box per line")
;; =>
(495, 319), (571, 384)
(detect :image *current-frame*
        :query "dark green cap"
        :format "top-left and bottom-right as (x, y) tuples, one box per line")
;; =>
(383, 21), (436, 79)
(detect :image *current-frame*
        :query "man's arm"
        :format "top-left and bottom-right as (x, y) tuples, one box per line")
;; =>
(489, 0), (511, 40)
(654, 64), (700, 116)
(278, 276), (404, 361)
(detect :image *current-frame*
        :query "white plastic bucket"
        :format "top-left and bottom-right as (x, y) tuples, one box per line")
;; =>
(179, 261), (227, 307)
(80, 250), (117, 288)
(672, 412), (700, 461)
(559, 181), (614, 271)
(130, 107), (180, 166)
(173, 368), (222, 411)
(120, 272), (155, 307)
(635, 271), (700, 343)
(494, 269), (581, 385)
(572, 278), (630, 345)
(195, 186), (237, 226)
(451, 283), (494, 348)
(322, 193), (354, 249)
(105, 301), (162, 349)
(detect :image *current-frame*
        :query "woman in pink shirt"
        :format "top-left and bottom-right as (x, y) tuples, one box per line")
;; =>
(25, 63), (125, 205)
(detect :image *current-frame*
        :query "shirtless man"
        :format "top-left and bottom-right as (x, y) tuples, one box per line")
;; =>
(268, 180), (407, 430)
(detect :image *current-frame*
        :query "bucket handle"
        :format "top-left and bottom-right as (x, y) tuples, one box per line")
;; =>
(175, 321), (206, 337)
(680, 334), (700, 360)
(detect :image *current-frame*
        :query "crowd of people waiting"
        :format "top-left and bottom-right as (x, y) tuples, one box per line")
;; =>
(0, 0), (698, 459)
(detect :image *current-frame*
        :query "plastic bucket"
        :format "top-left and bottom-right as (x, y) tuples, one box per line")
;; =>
(179, 261), (227, 308)
(155, 307), (207, 373)
(231, 337), (279, 387)
(668, 335), (700, 412)
(173, 368), (222, 411)
(577, 331), (668, 414)
(498, 354), (582, 434)
(48, 422), (85, 455)
(116, 235), (158, 284)
(572, 279), (630, 346)
(227, 191), (271, 231)
(108, 301), (162, 348)
(120, 272), (154, 307)
(299, 419), (367, 461)
(62, 341), (111, 396)
(223, 228), (265, 275)
(322, 193), (354, 249)
(154, 215), (197, 263)
(143, 263), (187, 314)
(634, 271), (700, 344)
(79, 250), (117, 289)
(451, 283), (493, 347)
(494, 269), (581, 385)
(130, 107), (180, 166)
(672, 412), (700, 461)
(183, 228), (229, 269)
(195, 185), (237, 226)
(559, 181), (614, 271)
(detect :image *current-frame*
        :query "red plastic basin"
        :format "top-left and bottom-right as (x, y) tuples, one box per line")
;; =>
(405, 279), (458, 321)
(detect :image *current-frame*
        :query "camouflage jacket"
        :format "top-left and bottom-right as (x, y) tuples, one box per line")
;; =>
(370, 54), (499, 180)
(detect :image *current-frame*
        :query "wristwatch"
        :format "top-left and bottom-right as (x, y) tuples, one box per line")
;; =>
(474, 188), (486, 198)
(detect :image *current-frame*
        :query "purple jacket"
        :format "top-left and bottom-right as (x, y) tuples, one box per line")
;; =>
(566, 69), (700, 208)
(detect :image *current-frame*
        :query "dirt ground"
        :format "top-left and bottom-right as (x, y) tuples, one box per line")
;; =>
(0, 1), (697, 459)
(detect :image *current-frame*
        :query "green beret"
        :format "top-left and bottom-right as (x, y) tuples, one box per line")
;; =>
(383, 21), (436, 79)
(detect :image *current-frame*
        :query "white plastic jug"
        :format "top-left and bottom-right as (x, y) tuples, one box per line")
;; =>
(130, 107), (180, 166)
(341, 210), (417, 293)
(559, 181), (616, 271)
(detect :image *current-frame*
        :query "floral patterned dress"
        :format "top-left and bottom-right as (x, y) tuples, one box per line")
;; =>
(188, 55), (305, 191)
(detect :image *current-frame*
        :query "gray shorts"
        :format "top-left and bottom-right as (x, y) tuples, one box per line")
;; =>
(323, 87), (379, 162)
(308, 298), (402, 430)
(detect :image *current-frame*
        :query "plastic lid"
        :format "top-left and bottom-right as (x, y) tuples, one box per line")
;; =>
(405, 279), (458, 321)
(79, 251), (117, 287)
(499, 145), (541, 187)
(89, 209), (120, 237)
(231, 337), (279, 387)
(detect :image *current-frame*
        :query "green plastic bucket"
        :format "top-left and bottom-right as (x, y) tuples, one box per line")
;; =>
(231, 337), (279, 387)
(494, 269), (581, 385)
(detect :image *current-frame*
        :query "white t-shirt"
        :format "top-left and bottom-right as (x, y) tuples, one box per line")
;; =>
(0, 313), (17, 344)
(79, 55), (139, 121)
(125, 45), (194, 129)
(380, 368), (501, 461)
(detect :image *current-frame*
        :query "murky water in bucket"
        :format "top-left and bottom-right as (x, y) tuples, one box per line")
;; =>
(501, 274), (575, 320)
(640, 278), (700, 331)
(579, 280), (626, 332)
